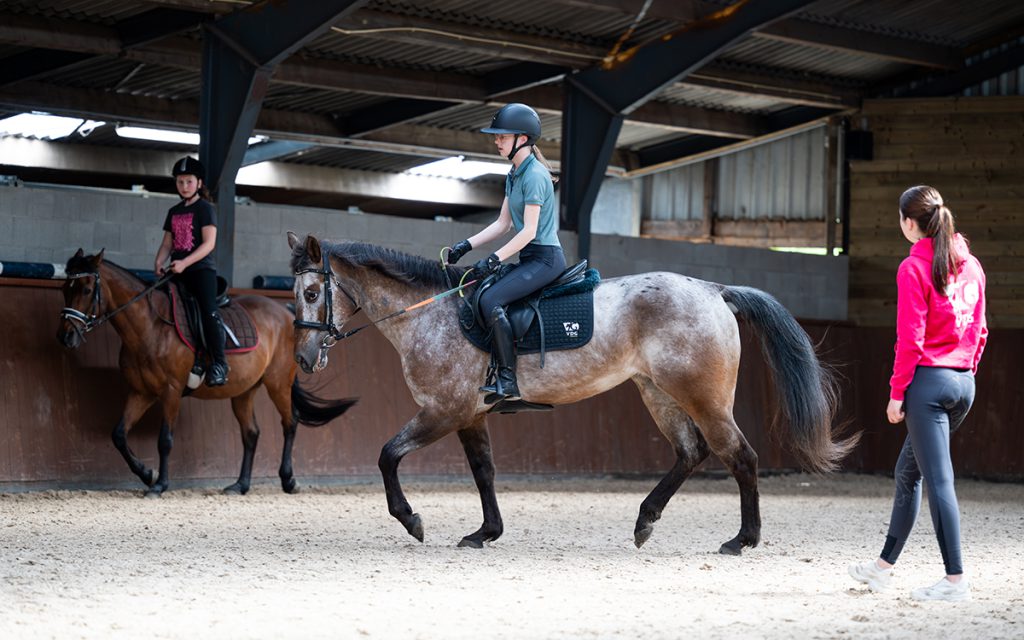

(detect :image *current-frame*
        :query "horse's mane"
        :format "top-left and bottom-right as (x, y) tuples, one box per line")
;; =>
(290, 239), (469, 291)
(65, 253), (145, 286)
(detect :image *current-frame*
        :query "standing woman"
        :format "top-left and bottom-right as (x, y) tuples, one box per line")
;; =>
(154, 156), (229, 386)
(849, 185), (987, 601)
(445, 103), (565, 402)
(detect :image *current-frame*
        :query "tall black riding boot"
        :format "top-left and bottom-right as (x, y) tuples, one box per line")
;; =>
(479, 306), (520, 401)
(203, 310), (229, 387)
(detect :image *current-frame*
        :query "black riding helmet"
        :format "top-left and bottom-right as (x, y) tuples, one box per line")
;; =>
(172, 156), (205, 182)
(481, 103), (541, 159)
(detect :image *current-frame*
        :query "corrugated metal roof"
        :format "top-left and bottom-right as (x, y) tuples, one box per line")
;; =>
(1, 0), (1022, 213)
(722, 37), (907, 84)
(658, 84), (786, 114)
(282, 146), (432, 173)
(801, 0), (1024, 47)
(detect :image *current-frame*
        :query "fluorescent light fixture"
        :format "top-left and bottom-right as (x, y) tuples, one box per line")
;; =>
(0, 113), (105, 140)
(116, 125), (266, 146)
(407, 155), (507, 180)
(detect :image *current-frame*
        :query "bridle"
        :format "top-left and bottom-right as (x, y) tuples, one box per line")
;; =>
(293, 253), (362, 352)
(293, 251), (478, 359)
(60, 269), (171, 342)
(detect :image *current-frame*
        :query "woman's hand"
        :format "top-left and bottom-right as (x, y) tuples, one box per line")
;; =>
(886, 399), (905, 424)
(168, 260), (187, 274)
(472, 254), (501, 276)
(447, 240), (472, 265)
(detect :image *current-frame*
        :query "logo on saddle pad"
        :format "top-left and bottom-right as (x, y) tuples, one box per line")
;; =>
(563, 321), (580, 338)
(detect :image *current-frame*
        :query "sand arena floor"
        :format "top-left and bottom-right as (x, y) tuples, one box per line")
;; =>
(1, 473), (1021, 639)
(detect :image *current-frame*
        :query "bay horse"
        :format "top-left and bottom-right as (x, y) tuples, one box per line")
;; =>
(56, 249), (356, 497)
(288, 233), (856, 554)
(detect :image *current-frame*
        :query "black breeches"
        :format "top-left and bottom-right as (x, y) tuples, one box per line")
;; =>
(175, 268), (225, 362)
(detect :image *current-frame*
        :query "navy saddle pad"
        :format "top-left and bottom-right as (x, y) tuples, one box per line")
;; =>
(458, 268), (600, 356)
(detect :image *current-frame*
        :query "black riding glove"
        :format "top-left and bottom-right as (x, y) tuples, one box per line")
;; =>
(472, 253), (501, 276)
(447, 239), (472, 265)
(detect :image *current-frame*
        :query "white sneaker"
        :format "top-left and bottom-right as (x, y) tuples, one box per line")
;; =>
(911, 577), (971, 602)
(848, 559), (893, 592)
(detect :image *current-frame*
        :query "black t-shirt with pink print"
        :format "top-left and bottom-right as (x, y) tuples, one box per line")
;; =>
(162, 198), (218, 272)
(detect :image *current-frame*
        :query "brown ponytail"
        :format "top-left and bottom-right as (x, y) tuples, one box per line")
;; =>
(531, 146), (559, 184)
(899, 185), (961, 294)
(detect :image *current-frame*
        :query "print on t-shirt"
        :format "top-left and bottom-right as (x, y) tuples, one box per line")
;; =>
(171, 214), (195, 252)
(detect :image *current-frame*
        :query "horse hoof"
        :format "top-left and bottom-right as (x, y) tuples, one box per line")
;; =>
(143, 469), (155, 487)
(634, 524), (654, 549)
(222, 483), (247, 496)
(144, 489), (163, 499)
(282, 478), (299, 494)
(457, 537), (484, 549)
(718, 541), (743, 556)
(406, 514), (424, 542)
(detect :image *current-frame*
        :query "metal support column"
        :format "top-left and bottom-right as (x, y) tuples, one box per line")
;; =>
(199, 0), (367, 283)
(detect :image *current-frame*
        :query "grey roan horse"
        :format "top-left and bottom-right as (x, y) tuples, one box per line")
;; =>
(288, 233), (856, 554)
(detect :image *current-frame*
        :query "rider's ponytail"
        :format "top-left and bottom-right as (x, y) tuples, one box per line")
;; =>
(532, 146), (559, 184)
(899, 185), (962, 295)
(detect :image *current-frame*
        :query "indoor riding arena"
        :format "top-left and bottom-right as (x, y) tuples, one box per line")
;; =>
(1, 2), (1022, 639)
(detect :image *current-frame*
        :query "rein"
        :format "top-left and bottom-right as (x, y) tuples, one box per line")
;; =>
(294, 252), (477, 352)
(60, 270), (173, 341)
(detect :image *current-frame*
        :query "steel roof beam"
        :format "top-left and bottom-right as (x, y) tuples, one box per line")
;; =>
(560, 0), (816, 259)
(891, 40), (1024, 97)
(0, 49), (94, 86)
(116, 8), (211, 49)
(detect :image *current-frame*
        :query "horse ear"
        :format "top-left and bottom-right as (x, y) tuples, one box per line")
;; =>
(287, 231), (300, 250)
(305, 234), (322, 264)
(74, 248), (84, 259)
(90, 248), (105, 268)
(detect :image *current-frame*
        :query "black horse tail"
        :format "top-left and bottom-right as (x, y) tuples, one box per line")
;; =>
(291, 380), (357, 428)
(721, 285), (858, 473)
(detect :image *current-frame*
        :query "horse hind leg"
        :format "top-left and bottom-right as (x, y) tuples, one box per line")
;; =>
(632, 376), (711, 549)
(224, 387), (260, 495)
(456, 417), (503, 548)
(688, 403), (761, 555)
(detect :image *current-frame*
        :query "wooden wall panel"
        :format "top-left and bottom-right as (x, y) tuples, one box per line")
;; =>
(847, 96), (1024, 328)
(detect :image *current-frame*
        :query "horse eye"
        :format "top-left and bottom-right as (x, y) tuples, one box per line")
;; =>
(304, 289), (319, 303)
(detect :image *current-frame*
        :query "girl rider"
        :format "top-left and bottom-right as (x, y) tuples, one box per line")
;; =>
(154, 156), (229, 387)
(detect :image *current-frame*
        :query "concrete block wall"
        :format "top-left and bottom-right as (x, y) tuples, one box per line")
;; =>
(2, 182), (846, 320)
(0, 184), (170, 267)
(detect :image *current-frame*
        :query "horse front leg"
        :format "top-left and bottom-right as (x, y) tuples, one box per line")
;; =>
(145, 393), (182, 498)
(378, 408), (457, 542)
(456, 418), (503, 548)
(225, 388), (260, 495)
(111, 393), (157, 490)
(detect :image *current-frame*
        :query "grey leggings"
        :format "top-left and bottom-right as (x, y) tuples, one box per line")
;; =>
(479, 244), (566, 314)
(880, 366), (975, 575)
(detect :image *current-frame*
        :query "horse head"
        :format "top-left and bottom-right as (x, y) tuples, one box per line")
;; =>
(288, 232), (361, 374)
(57, 248), (106, 349)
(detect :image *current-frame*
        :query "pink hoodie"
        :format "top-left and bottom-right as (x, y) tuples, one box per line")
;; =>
(890, 233), (987, 401)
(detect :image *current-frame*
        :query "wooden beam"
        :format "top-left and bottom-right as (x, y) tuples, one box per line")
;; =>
(754, 19), (962, 69)
(684, 64), (861, 109)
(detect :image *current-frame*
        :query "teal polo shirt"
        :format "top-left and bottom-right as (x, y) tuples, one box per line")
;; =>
(505, 153), (560, 247)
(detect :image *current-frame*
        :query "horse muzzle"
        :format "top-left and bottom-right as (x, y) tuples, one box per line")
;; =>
(295, 346), (329, 374)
